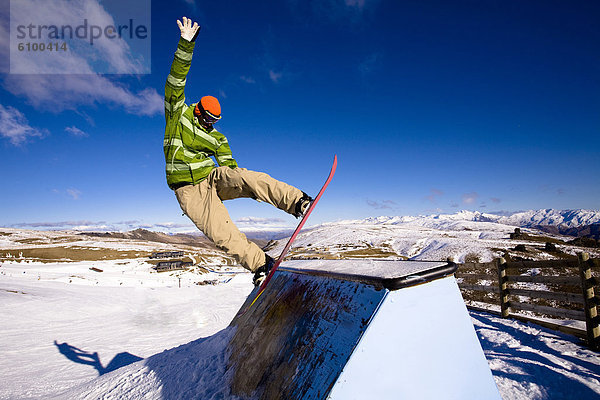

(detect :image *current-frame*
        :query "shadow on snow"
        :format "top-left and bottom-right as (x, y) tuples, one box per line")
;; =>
(54, 341), (143, 376)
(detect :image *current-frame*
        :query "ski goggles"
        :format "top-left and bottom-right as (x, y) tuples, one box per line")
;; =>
(200, 110), (221, 125)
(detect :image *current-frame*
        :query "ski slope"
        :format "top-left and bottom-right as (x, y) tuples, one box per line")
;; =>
(1, 257), (600, 399)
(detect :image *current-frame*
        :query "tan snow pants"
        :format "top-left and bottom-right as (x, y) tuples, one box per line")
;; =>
(175, 167), (303, 272)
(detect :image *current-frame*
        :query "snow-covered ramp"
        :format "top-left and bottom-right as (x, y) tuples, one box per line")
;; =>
(228, 259), (500, 399)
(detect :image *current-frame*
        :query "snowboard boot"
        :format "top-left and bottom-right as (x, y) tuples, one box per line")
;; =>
(253, 254), (276, 287)
(293, 192), (313, 219)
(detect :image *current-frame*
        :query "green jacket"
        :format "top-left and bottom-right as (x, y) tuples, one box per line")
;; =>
(164, 38), (237, 190)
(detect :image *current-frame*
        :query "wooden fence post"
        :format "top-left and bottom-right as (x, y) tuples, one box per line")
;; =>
(579, 252), (600, 350)
(496, 257), (509, 318)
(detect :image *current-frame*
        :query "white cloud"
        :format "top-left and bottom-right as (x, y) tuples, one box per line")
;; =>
(11, 220), (101, 229)
(9, 0), (149, 74)
(3, 0), (161, 116)
(181, 0), (197, 7)
(345, 0), (366, 11)
(235, 216), (293, 233)
(3, 75), (162, 116)
(240, 76), (256, 84)
(153, 222), (194, 229)
(426, 189), (444, 203)
(52, 188), (83, 200)
(9, 220), (196, 233)
(358, 52), (382, 75)
(65, 126), (88, 137)
(66, 188), (82, 200)
(367, 199), (398, 210)
(0, 104), (48, 145)
(462, 192), (479, 205)
(269, 70), (283, 83)
(236, 217), (286, 226)
(286, 0), (379, 23)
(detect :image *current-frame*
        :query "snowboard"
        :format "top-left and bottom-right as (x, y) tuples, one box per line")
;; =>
(244, 154), (338, 312)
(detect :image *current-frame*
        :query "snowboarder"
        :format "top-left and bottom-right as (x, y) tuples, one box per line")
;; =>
(164, 17), (312, 285)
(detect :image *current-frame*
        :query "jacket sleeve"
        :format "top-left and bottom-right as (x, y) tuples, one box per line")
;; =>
(212, 131), (238, 169)
(164, 38), (195, 122)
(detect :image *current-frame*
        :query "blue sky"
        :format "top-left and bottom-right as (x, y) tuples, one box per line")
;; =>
(0, 0), (599, 232)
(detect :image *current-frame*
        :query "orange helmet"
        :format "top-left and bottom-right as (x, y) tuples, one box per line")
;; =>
(194, 96), (221, 124)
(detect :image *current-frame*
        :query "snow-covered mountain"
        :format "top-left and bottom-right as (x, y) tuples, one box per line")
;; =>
(264, 209), (600, 263)
(2, 209), (597, 265)
(345, 209), (600, 230)
(496, 209), (600, 229)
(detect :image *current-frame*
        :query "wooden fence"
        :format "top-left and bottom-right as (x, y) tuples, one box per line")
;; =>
(456, 253), (600, 350)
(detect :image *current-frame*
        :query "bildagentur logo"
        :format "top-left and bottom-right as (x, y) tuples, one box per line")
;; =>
(10, 0), (151, 74)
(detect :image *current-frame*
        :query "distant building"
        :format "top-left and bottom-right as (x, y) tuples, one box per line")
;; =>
(154, 260), (192, 272)
(150, 251), (184, 259)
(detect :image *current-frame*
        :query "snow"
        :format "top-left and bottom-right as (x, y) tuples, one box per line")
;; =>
(0, 260), (252, 399)
(1, 258), (600, 399)
(282, 258), (449, 279)
(2, 214), (600, 399)
(471, 311), (600, 399)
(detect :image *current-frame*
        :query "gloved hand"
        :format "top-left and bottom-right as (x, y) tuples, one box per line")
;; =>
(177, 17), (200, 42)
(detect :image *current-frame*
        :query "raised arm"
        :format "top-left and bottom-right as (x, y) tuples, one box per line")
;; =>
(164, 17), (201, 121)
